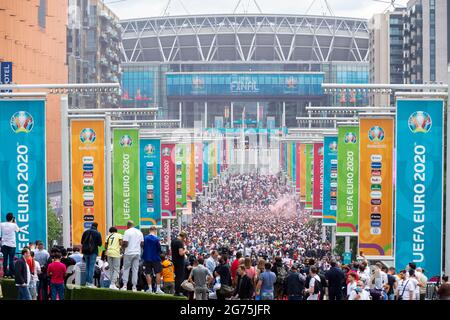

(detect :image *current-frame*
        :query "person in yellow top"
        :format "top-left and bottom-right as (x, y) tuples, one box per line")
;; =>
(160, 254), (175, 294)
(105, 227), (123, 290)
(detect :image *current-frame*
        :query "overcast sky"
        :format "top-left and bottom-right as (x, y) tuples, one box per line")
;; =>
(105, 0), (409, 20)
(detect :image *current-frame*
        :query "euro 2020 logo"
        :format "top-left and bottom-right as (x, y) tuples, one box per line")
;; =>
(80, 128), (96, 144)
(318, 146), (324, 156)
(144, 144), (155, 155)
(368, 126), (385, 142)
(162, 147), (171, 157)
(329, 141), (338, 153)
(344, 132), (357, 144)
(10, 111), (34, 133)
(408, 111), (432, 134)
(120, 135), (133, 147)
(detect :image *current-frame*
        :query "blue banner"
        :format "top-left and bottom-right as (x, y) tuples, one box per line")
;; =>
(323, 136), (338, 226)
(0, 100), (47, 249)
(395, 99), (444, 277)
(203, 142), (209, 186)
(291, 142), (296, 185)
(139, 139), (161, 227)
(0, 62), (12, 93)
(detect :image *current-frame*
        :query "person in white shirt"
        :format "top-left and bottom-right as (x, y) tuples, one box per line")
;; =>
(397, 270), (416, 300)
(347, 273), (357, 298)
(0, 213), (20, 278)
(29, 251), (41, 300)
(306, 266), (321, 300)
(348, 280), (371, 300)
(407, 269), (420, 300)
(121, 220), (144, 292)
(415, 268), (428, 300)
(206, 250), (219, 276)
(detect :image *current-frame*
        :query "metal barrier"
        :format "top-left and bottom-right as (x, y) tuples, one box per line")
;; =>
(426, 282), (439, 300)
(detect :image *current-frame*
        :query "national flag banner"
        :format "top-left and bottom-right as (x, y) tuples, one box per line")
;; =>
(395, 99), (444, 277)
(323, 136), (338, 226)
(0, 100), (47, 249)
(336, 126), (359, 236)
(161, 143), (176, 219)
(113, 129), (140, 232)
(312, 142), (324, 218)
(358, 118), (394, 258)
(140, 138), (161, 227)
(70, 119), (106, 244)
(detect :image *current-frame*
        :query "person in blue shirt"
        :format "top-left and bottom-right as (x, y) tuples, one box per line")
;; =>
(142, 226), (164, 294)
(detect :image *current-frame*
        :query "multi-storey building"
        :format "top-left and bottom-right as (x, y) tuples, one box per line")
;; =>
(67, 0), (122, 108)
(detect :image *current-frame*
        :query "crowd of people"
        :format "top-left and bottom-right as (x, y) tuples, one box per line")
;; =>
(1, 172), (450, 301)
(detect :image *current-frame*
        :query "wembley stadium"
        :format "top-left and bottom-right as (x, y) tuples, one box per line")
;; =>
(119, 14), (370, 128)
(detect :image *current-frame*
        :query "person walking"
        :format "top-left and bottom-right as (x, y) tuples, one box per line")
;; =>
(34, 240), (50, 300)
(214, 254), (232, 301)
(105, 227), (123, 290)
(171, 231), (187, 296)
(143, 226), (164, 294)
(189, 257), (211, 300)
(306, 266), (322, 300)
(47, 252), (67, 300)
(0, 213), (19, 278)
(14, 248), (32, 300)
(325, 260), (345, 301)
(205, 250), (219, 276)
(121, 220), (144, 292)
(256, 262), (276, 300)
(234, 265), (254, 300)
(285, 264), (306, 300)
(80, 222), (102, 287)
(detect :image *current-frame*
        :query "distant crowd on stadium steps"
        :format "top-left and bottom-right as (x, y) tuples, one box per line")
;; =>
(0, 173), (450, 300)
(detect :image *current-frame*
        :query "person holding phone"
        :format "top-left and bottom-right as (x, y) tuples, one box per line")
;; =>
(0, 213), (20, 278)
(348, 281), (370, 300)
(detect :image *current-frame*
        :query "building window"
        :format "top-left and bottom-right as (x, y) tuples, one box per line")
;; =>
(38, 0), (47, 29)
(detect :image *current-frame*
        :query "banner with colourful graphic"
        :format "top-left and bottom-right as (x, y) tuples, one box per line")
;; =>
(187, 143), (196, 201)
(71, 120), (106, 244)
(113, 129), (140, 232)
(323, 136), (338, 226)
(287, 143), (292, 181)
(195, 142), (203, 193)
(176, 144), (187, 209)
(305, 144), (313, 209)
(299, 144), (306, 202)
(312, 143), (324, 218)
(395, 99), (444, 276)
(358, 118), (394, 258)
(291, 143), (296, 187)
(337, 126), (359, 236)
(0, 100), (47, 249)
(203, 142), (209, 186)
(139, 138), (161, 227)
(296, 143), (301, 192)
(161, 143), (176, 219)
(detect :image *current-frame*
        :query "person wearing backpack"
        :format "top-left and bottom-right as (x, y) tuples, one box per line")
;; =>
(305, 266), (322, 300)
(80, 222), (103, 288)
(272, 257), (287, 299)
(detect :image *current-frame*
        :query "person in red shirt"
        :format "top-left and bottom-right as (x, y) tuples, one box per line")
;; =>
(47, 252), (67, 300)
(231, 251), (243, 285)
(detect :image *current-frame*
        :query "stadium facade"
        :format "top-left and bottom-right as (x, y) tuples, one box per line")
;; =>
(119, 14), (370, 128)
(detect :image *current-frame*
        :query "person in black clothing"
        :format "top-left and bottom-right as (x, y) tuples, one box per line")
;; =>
(234, 265), (254, 300)
(171, 231), (187, 296)
(15, 247), (32, 300)
(80, 222), (103, 287)
(325, 260), (345, 300)
(285, 264), (306, 300)
(214, 254), (232, 301)
(271, 256), (287, 299)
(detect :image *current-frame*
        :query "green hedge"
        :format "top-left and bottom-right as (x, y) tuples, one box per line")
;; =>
(0, 279), (186, 301)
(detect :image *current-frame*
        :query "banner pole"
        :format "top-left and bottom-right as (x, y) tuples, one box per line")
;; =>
(61, 96), (71, 248)
(105, 114), (113, 232)
(446, 64), (450, 276)
(167, 219), (171, 247)
(331, 226), (336, 254)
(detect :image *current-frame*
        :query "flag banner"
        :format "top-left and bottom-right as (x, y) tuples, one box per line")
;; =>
(175, 144), (187, 209)
(71, 120), (106, 244)
(140, 138), (161, 227)
(195, 142), (203, 193)
(161, 143), (176, 219)
(312, 142), (324, 218)
(187, 143), (196, 201)
(395, 99), (444, 277)
(305, 144), (313, 209)
(358, 118), (394, 258)
(296, 143), (301, 192)
(287, 143), (292, 180)
(299, 144), (306, 202)
(323, 136), (338, 226)
(113, 129), (140, 232)
(291, 143), (296, 187)
(337, 126), (359, 236)
(0, 100), (47, 249)
(203, 142), (209, 187)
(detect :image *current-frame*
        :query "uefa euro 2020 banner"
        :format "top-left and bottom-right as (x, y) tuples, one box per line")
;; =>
(203, 141), (209, 187)
(299, 144), (306, 202)
(395, 99), (444, 277)
(195, 142), (203, 193)
(0, 100), (47, 250)
(312, 142), (324, 218)
(113, 129), (140, 232)
(161, 143), (176, 219)
(175, 144), (187, 209)
(336, 126), (359, 236)
(71, 120), (106, 245)
(140, 138), (162, 227)
(358, 118), (394, 258)
(295, 143), (301, 193)
(323, 136), (338, 226)
(305, 144), (313, 209)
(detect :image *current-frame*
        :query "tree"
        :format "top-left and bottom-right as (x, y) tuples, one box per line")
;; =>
(47, 201), (62, 246)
